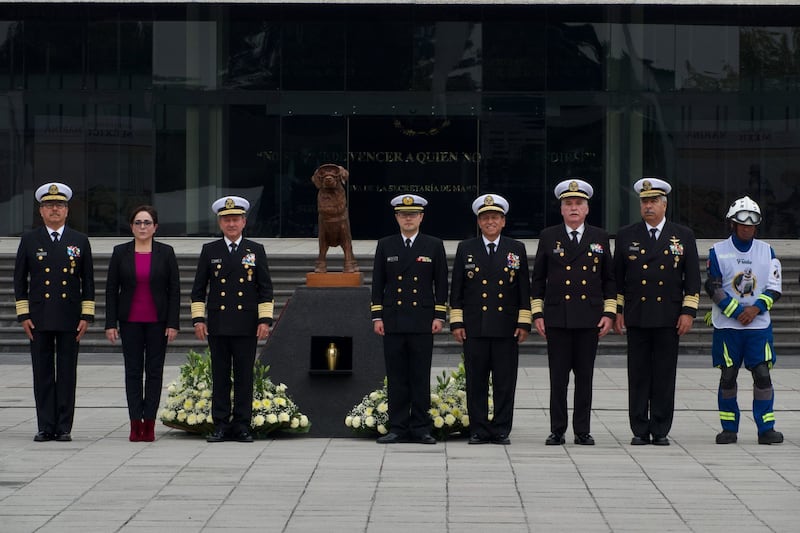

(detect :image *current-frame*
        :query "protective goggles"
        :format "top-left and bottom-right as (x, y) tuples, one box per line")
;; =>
(731, 210), (761, 225)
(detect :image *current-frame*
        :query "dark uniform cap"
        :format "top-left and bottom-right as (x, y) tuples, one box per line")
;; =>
(391, 194), (427, 212)
(211, 196), (250, 216)
(35, 182), (73, 203)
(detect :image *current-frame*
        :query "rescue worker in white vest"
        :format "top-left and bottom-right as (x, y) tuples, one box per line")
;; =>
(705, 195), (783, 445)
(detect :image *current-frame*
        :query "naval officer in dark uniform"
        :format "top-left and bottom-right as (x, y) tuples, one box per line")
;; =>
(14, 182), (95, 442)
(450, 194), (531, 445)
(613, 178), (700, 446)
(531, 179), (616, 446)
(371, 194), (449, 444)
(191, 196), (274, 443)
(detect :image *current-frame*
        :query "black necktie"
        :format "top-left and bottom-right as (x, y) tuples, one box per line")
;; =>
(230, 242), (237, 254)
(488, 242), (496, 256)
(570, 230), (579, 245)
(51, 231), (59, 243)
(650, 228), (658, 241)
(405, 238), (412, 249)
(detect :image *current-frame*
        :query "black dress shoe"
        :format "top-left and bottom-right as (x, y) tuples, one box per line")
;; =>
(376, 432), (407, 444)
(206, 430), (227, 443)
(545, 433), (565, 445)
(652, 435), (670, 446)
(233, 431), (254, 443)
(468, 434), (490, 445)
(33, 431), (53, 442)
(630, 435), (651, 445)
(415, 434), (437, 445)
(54, 433), (72, 442)
(492, 434), (511, 445)
(574, 433), (595, 445)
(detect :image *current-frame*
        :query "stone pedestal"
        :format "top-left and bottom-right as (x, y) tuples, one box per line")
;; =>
(305, 272), (363, 287)
(259, 286), (384, 437)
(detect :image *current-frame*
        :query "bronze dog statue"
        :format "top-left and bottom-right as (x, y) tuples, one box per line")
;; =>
(311, 163), (358, 273)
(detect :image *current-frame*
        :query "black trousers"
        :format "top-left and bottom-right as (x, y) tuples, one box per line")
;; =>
(30, 330), (79, 434)
(208, 335), (257, 435)
(626, 326), (679, 438)
(119, 321), (167, 420)
(383, 332), (433, 437)
(464, 336), (519, 439)
(546, 327), (598, 435)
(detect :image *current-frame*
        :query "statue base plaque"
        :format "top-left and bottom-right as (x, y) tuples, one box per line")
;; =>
(306, 272), (363, 287)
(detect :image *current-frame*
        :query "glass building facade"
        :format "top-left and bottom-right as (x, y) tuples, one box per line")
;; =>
(2, 3), (800, 240)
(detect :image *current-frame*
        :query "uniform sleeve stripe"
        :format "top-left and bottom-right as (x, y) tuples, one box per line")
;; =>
(15, 300), (29, 316)
(191, 301), (206, 319)
(517, 309), (532, 324)
(434, 305), (448, 312)
(603, 299), (617, 314)
(258, 301), (274, 319)
(450, 309), (463, 324)
(531, 298), (544, 315)
(616, 294), (625, 307)
(81, 300), (95, 316)
(371, 305), (383, 312)
(682, 293), (700, 309)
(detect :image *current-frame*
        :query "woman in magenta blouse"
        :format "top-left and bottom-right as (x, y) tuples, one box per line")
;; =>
(105, 206), (180, 441)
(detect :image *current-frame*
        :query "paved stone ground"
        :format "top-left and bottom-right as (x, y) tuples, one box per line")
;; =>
(1, 354), (799, 533)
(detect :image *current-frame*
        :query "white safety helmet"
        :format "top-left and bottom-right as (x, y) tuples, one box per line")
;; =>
(726, 195), (762, 226)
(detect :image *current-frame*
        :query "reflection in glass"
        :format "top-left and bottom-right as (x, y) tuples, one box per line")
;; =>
(675, 25), (739, 91)
(283, 22), (344, 90)
(225, 20), (280, 90)
(412, 22), (482, 92)
(740, 27), (800, 91)
(547, 22), (607, 91)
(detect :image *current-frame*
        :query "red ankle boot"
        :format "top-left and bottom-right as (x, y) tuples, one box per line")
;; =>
(129, 419), (142, 442)
(142, 419), (156, 442)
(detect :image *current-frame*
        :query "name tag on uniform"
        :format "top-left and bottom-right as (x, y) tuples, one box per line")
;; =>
(387, 256), (399, 262)
(211, 258), (223, 264)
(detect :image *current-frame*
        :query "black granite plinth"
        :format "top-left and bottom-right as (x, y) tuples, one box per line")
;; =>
(259, 286), (384, 437)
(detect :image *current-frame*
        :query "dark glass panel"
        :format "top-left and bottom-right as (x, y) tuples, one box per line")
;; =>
(547, 23), (605, 91)
(0, 22), (23, 90)
(281, 116), (347, 238)
(675, 25), (739, 92)
(544, 105), (605, 228)
(154, 104), (188, 235)
(224, 20), (280, 90)
(479, 96), (546, 238)
(606, 24), (676, 92)
(120, 21), (153, 90)
(348, 116), (478, 239)
(228, 106), (280, 237)
(282, 22), (345, 90)
(740, 27), (800, 92)
(347, 21), (413, 91)
(483, 21), (545, 91)
(23, 20), (84, 89)
(87, 22), (119, 90)
(412, 22), (482, 92)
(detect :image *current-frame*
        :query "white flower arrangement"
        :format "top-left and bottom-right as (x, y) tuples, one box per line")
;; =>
(344, 360), (493, 440)
(345, 378), (390, 436)
(160, 349), (310, 438)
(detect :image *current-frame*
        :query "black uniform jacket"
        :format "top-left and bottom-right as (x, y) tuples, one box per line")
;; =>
(14, 226), (95, 331)
(531, 224), (616, 328)
(449, 236), (532, 337)
(104, 240), (181, 330)
(370, 233), (449, 334)
(190, 238), (274, 336)
(614, 221), (701, 328)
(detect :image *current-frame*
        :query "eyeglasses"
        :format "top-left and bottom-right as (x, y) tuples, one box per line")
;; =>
(42, 202), (67, 209)
(731, 211), (761, 225)
(133, 220), (154, 226)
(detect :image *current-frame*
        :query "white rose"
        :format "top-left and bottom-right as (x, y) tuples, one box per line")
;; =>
(253, 415), (265, 427)
(278, 412), (290, 423)
(444, 414), (456, 426)
(266, 413), (278, 424)
(177, 410), (187, 422)
(197, 382), (207, 390)
(196, 413), (206, 423)
(167, 384), (177, 394)
(201, 390), (212, 399)
(365, 416), (375, 427)
(461, 415), (470, 427)
(300, 415), (309, 427)
(345, 416), (353, 427)
(352, 416), (362, 428)
(377, 402), (388, 413)
(369, 391), (380, 401)
(290, 418), (300, 429)
(377, 424), (388, 435)
(276, 383), (287, 393)
(433, 416), (445, 428)
(187, 413), (198, 425)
